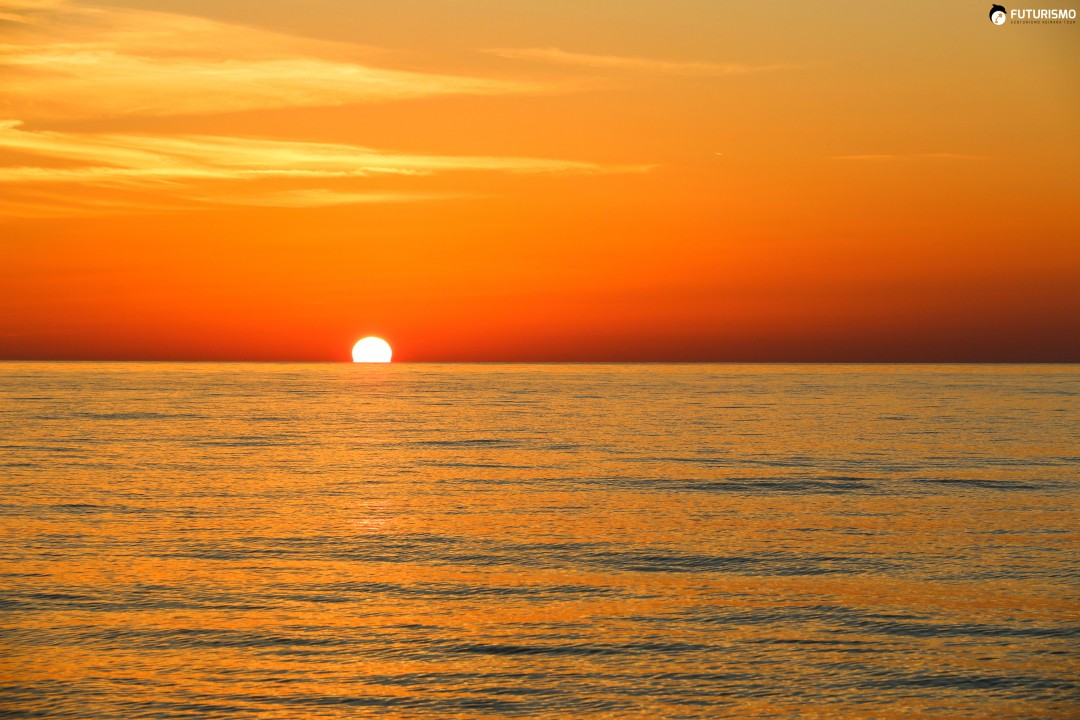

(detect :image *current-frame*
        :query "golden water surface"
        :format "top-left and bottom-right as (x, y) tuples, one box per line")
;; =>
(1, 364), (1077, 718)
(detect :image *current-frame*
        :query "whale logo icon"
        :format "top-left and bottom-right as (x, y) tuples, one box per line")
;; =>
(990, 4), (1007, 24)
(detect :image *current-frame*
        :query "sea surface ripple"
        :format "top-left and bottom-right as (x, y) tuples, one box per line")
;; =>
(0, 363), (1077, 718)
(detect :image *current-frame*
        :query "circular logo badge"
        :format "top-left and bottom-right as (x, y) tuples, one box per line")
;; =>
(990, 4), (1007, 24)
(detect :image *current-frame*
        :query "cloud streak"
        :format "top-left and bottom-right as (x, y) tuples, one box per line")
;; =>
(0, 3), (654, 218)
(200, 190), (474, 208)
(0, 122), (644, 181)
(484, 47), (783, 76)
(832, 153), (987, 161)
(0, 121), (649, 214)
(0, 0), (536, 119)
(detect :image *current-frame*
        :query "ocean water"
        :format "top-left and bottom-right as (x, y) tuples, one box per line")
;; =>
(0, 363), (1077, 719)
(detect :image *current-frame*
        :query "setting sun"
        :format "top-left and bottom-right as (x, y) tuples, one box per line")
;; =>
(352, 337), (392, 363)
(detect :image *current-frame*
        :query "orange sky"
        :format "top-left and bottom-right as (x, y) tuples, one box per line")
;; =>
(1, 0), (1078, 361)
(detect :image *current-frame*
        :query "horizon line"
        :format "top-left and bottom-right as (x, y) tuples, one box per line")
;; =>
(1, 360), (1078, 366)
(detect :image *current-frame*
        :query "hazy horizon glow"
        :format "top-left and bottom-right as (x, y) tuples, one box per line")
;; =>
(1, 0), (1077, 362)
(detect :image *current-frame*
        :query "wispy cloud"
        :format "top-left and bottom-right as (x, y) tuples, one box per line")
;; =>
(0, 3), (654, 218)
(0, 0), (536, 119)
(484, 47), (783, 76)
(832, 153), (987, 161)
(0, 121), (649, 214)
(0, 0), (61, 24)
(0, 122), (644, 182)
(0, 190), (198, 219)
(200, 189), (474, 208)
